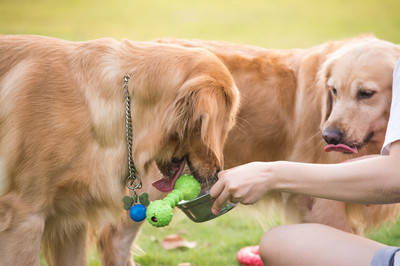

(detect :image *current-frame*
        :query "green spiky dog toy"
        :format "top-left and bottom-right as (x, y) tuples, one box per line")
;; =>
(146, 174), (201, 227)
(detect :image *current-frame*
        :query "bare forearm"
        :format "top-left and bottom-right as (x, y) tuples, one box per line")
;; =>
(273, 155), (400, 204)
(210, 143), (400, 211)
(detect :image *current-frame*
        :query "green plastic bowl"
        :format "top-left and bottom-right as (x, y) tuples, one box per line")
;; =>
(177, 193), (235, 223)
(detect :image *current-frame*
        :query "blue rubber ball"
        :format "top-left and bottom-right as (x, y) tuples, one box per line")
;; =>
(129, 204), (147, 222)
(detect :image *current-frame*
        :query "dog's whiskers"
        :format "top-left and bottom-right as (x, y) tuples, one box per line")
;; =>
(301, 129), (323, 145)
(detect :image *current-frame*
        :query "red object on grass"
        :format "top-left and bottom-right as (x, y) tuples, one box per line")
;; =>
(236, 245), (264, 266)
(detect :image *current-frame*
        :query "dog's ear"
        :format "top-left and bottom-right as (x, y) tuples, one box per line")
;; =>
(317, 60), (334, 124)
(322, 89), (333, 123)
(169, 77), (236, 166)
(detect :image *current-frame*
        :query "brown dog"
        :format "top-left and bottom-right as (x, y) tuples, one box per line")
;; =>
(98, 35), (400, 265)
(0, 35), (239, 266)
(159, 35), (400, 232)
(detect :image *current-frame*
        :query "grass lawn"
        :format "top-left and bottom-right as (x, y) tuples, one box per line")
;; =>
(2, 0), (400, 265)
(133, 204), (280, 266)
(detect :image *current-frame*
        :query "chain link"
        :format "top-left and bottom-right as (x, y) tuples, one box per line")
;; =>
(123, 74), (142, 194)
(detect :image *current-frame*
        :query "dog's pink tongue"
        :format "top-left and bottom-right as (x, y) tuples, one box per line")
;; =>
(324, 144), (358, 154)
(152, 177), (177, 192)
(152, 161), (184, 192)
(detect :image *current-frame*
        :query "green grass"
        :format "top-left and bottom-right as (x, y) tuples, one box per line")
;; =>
(369, 220), (400, 247)
(2, 0), (400, 265)
(1, 0), (399, 48)
(38, 203), (282, 266)
(133, 203), (282, 266)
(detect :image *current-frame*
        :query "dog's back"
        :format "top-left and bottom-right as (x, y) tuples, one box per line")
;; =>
(156, 36), (400, 233)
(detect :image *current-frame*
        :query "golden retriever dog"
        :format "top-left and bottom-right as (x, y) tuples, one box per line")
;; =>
(0, 35), (239, 266)
(97, 35), (400, 265)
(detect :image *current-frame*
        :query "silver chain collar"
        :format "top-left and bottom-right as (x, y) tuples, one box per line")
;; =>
(123, 74), (142, 195)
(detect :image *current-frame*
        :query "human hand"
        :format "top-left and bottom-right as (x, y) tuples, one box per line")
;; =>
(210, 162), (277, 214)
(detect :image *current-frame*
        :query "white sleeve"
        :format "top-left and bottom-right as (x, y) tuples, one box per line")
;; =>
(381, 60), (400, 155)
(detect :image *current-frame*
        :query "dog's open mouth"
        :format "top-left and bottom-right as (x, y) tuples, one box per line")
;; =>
(153, 157), (218, 193)
(324, 144), (358, 154)
(323, 133), (374, 154)
(153, 158), (186, 192)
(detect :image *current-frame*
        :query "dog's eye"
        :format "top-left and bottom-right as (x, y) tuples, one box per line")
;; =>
(357, 90), (376, 99)
(331, 88), (337, 96)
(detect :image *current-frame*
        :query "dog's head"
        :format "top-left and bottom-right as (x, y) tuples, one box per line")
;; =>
(132, 61), (239, 192)
(320, 38), (400, 154)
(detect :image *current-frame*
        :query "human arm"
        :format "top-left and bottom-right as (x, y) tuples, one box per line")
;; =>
(210, 142), (400, 214)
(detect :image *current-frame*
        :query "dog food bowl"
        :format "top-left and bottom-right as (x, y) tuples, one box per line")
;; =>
(177, 193), (235, 223)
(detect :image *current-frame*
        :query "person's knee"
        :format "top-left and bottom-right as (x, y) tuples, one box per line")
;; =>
(260, 225), (292, 265)
(260, 224), (325, 265)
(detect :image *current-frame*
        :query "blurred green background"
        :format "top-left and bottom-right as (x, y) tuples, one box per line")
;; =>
(2, 0), (400, 265)
(1, 0), (399, 48)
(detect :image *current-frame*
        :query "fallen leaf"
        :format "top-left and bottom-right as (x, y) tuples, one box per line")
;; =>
(177, 229), (188, 235)
(161, 234), (197, 250)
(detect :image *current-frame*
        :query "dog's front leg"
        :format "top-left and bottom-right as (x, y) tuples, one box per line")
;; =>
(304, 198), (354, 233)
(0, 194), (45, 266)
(98, 216), (142, 266)
(43, 222), (88, 266)
(98, 164), (166, 266)
(284, 194), (353, 233)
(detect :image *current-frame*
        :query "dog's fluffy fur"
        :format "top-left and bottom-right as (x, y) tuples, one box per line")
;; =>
(158, 35), (400, 232)
(98, 35), (400, 265)
(0, 35), (240, 265)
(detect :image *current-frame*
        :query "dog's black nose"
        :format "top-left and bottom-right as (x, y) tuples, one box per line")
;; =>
(322, 128), (343, 145)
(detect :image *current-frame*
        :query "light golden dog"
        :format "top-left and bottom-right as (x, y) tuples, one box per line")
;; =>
(0, 35), (240, 266)
(98, 35), (400, 265)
